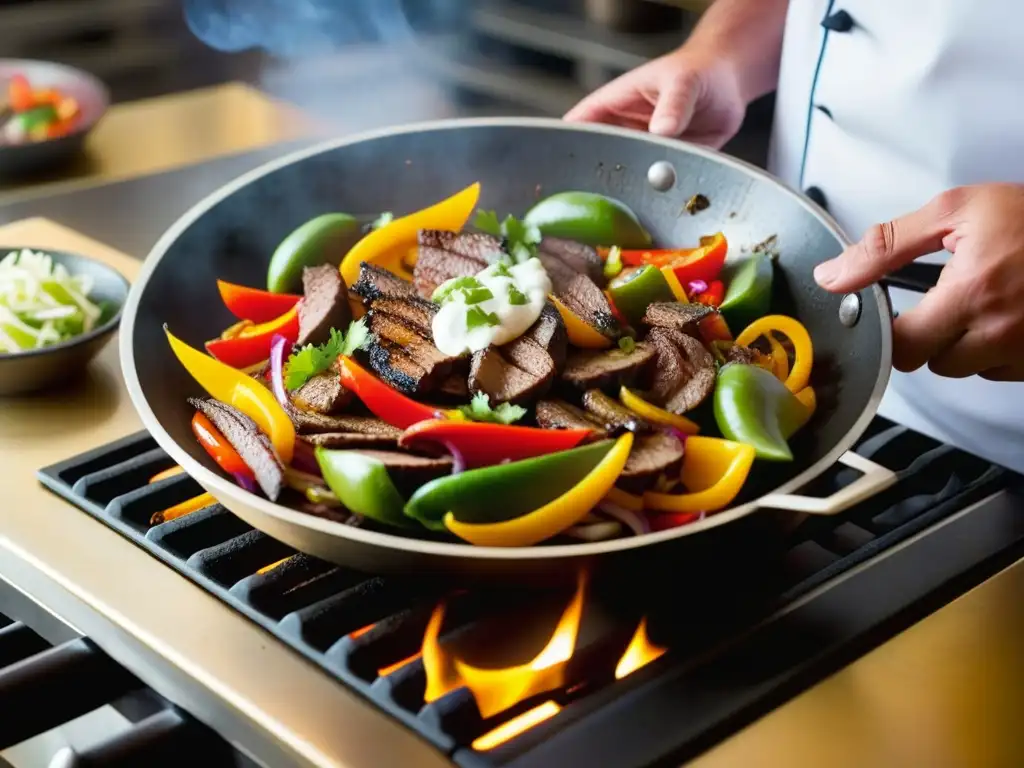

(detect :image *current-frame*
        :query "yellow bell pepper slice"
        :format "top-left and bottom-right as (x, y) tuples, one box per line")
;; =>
(660, 266), (690, 303)
(339, 182), (481, 286)
(604, 486), (644, 513)
(166, 328), (296, 464)
(549, 295), (613, 349)
(735, 314), (813, 393)
(791, 386), (817, 434)
(765, 332), (789, 381)
(643, 436), (755, 514)
(444, 432), (633, 547)
(619, 386), (700, 434)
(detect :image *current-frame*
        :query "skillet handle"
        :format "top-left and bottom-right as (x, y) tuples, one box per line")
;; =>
(880, 262), (943, 294)
(755, 452), (898, 515)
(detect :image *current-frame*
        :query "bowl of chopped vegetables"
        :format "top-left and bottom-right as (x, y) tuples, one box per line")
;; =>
(0, 248), (128, 395)
(0, 60), (109, 180)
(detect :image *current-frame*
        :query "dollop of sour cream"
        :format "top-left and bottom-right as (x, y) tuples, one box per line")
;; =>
(431, 258), (552, 356)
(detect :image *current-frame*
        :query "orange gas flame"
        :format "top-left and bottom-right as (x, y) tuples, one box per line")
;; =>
(472, 701), (563, 751)
(422, 575), (587, 719)
(614, 618), (666, 679)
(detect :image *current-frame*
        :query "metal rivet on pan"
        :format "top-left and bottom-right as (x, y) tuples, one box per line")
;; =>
(839, 293), (862, 327)
(647, 161), (676, 191)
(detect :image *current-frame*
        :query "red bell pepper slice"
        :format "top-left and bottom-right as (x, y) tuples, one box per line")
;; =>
(608, 232), (728, 286)
(217, 280), (301, 323)
(192, 412), (254, 480)
(698, 313), (733, 345)
(648, 511), (703, 531)
(400, 419), (593, 469)
(337, 357), (440, 429)
(205, 305), (300, 368)
(693, 279), (725, 307)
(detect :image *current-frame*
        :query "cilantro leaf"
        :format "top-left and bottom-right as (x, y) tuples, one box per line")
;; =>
(465, 306), (500, 330)
(285, 319), (374, 390)
(473, 210), (502, 236)
(432, 275), (481, 304)
(508, 284), (528, 306)
(472, 210), (542, 263)
(370, 211), (394, 230)
(457, 392), (527, 425)
(462, 286), (494, 305)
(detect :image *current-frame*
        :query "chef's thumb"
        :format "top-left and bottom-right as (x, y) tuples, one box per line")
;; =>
(649, 73), (698, 137)
(814, 199), (957, 292)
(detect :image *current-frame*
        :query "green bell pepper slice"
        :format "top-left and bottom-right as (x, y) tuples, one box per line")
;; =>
(315, 447), (417, 529)
(718, 252), (774, 330)
(713, 363), (808, 461)
(523, 191), (652, 248)
(404, 439), (616, 531)
(608, 266), (676, 326)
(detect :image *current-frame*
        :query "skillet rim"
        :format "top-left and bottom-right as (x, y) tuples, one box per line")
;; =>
(120, 116), (892, 561)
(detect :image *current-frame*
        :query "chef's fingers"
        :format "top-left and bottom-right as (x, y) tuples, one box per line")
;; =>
(564, 80), (636, 123)
(927, 327), (1005, 378)
(814, 193), (960, 292)
(890, 280), (971, 372)
(980, 363), (1024, 382)
(648, 72), (699, 137)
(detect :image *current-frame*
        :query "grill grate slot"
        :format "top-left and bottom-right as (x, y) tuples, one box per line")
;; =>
(186, 529), (296, 588)
(0, 622), (49, 669)
(145, 504), (251, 558)
(36, 418), (1019, 764)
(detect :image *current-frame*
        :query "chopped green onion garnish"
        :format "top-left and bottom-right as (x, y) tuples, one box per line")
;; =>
(466, 306), (500, 330)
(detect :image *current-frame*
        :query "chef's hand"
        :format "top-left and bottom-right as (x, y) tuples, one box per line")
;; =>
(813, 183), (1024, 381)
(563, 48), (746, 148)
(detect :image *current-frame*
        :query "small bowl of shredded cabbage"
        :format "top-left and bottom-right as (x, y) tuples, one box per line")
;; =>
(0, 247), (128, 395)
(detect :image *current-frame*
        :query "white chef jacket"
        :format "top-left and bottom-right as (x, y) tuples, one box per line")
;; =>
(768, 0), (1024, 473)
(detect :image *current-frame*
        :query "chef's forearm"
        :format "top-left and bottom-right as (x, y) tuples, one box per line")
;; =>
(685, 0), (790, 103)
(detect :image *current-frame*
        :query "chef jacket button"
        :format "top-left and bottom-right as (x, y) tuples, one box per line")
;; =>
(815, 104), (833, 120)
(821, 10), (855, 32)
(805, 186), (828, 210)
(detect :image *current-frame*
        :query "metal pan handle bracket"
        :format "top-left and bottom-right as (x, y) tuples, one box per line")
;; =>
(756, 452), (898, 515)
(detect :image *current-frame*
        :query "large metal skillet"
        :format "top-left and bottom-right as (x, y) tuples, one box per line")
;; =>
(120, 117), (927, 580)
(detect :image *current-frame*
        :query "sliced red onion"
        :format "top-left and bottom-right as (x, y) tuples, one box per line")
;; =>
(442, 440), (466, 474)
(233, 472), (260, 495)
(687, 279), (708, 295)
(666, 427), (691, 445)
(598, 501), (650, 536)
(290, 440), (323, 477)
(268, 333), (290, 410)
(566, 520), (623, 541)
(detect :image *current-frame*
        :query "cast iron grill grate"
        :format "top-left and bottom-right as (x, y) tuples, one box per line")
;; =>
(38, 417), (1024, 767)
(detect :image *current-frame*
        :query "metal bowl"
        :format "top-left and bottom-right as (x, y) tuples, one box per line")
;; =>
(0, 248), (128, 396)
(0, 59), (109, 181)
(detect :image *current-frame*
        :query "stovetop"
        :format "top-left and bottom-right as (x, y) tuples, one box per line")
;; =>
(26, 415), (1024, 767)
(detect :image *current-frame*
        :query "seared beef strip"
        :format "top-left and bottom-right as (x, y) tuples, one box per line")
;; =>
(300, 432), (399, 450)
(189, 398), (284, 500)
(724, 345), (764, 366)
(350, 262), (416, 303)
(536, 399), (608, 439)
(527, 303), (569, 370)
(297, 265), (352, 346)
(582, 390), (651, 433)
(414, 230), (499, 298)
(439, 371), (470, 399)
(285, 404), (404, 436)
(539, 237), (604, 284)
(617, 433), (685, 493)
(562, 342), (656, 392)
(350, 450), (453, 499)
(642, 302), (716, 338)
(647, 328), (717, 413)
(291, 372), (350, 414)
(469, 335), (555, 405)
(366, 298), (462, 394)
(539, 253), (620, 340)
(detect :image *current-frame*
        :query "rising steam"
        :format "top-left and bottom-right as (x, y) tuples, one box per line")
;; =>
(182, 0), (456, 55)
